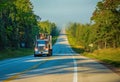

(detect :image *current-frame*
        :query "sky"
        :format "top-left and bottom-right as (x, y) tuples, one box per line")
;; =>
(30, 0), (100, 28)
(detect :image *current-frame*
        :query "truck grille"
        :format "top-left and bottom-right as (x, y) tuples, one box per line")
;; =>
(38, 46), (44, 52)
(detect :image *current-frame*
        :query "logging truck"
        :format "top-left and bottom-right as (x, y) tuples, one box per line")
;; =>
(34, 33), (52, 57)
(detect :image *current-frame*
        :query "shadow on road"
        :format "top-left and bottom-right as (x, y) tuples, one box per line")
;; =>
(1, 30), (120, 82)
(1, 55), (120, 82)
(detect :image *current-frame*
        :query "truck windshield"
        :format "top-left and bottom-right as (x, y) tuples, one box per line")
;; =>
(37, 40), (46, 44)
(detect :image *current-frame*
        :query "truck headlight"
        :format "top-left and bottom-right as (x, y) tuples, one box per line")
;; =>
(34, 48), (38, 51)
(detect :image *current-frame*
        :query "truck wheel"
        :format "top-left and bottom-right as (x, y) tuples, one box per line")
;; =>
(50, 51), (52, 56)
(47, 49), (52, 56)
(50, 49), (52, 56)
(47, 54), (50, 56)
(34, 54), (37, 57)
(51, 49), (52, 56)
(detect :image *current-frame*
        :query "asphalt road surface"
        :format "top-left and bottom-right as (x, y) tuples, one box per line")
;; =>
(0, 30), (120, 82)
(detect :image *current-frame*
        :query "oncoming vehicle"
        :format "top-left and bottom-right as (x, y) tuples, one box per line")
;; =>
(34, 34), (52, 57)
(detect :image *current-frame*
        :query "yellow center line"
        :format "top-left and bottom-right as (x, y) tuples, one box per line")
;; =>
(3, 57), (53, 82)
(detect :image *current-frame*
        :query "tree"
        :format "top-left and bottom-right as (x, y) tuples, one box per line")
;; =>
(91, 0), (120, 48)
(0, 0), (39, 49)
(37, 20), (58, 36)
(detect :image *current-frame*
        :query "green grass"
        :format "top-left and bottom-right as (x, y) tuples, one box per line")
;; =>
(67, 35), (85, 53)
(0, 48), (33, 60)
(67, 33), (120, 68)
(83, 48), (120, 67)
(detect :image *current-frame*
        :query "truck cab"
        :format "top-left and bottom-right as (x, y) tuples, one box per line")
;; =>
(34, 34), (52, 57)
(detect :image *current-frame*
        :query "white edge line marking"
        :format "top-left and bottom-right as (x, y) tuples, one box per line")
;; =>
(73, 55), (78, 82)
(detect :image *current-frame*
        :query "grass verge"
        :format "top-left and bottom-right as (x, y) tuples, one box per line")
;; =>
(67, 35), (84, 53)
(0, 48), (33, 60)
(67, 33), (120, 68)
(83, 48), (120, 67)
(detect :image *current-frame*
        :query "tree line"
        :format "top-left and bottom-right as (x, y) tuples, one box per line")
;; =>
(38, 20), (59, 36)
(0, 0), (58, 50)
(66, 0), (120, 51)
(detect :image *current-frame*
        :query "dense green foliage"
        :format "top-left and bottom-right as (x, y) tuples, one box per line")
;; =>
(38, 20), (59, 36)
(66, 0), (120, 51)
(91, 0), (120, 48)
(0, 0), (39, 50)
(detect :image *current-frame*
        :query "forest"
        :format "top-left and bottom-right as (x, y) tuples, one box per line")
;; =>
(66, 0), (120, 51)
(0, 0), (58, 50)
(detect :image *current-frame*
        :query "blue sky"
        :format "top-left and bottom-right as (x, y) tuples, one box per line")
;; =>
(30, 0), (99, 27)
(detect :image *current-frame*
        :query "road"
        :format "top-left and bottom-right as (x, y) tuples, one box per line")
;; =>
(0, 30), (120, 82)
